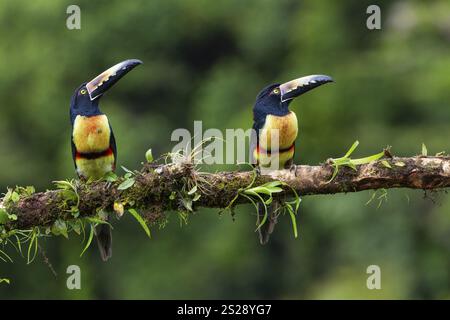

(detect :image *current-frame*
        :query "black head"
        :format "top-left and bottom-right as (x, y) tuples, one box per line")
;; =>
(253, 75), (334, 120)
(69, 59), (142, 123)
(254, 83), (287, 118)
(70, 82), (100, 123)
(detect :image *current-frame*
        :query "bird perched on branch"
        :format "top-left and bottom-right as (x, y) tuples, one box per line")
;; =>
(251, 74), (333, 244)
(69, 59), (142, 261)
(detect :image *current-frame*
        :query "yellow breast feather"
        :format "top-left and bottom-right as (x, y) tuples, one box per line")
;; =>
(259, 111), (298, 151)
(73, 115), (111, 153)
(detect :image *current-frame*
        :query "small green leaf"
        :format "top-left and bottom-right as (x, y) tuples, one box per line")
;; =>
(121, 166), (134, 175)
(60, 190), (78, 202)
(52, 219), (69, 239)
(245, 185), (283, 196)
(80, 224), (94, 257)
(25, 186), (35, 195)
(54, 180), (75, 191)
(0, 209), (17, 224)
(128, 209), (151, 238)
(72, 221), (82, 235)
(3, 189), (12, 203)
(193, 193), (201, 201)
(169, 192), (176, 200)
(98, 210), (108, 220)
(267, 186), (284, 193)
(0, 278), (10, 285)
(0, 209), (9, 224)
(145, 148), (154, 163)
(286, 204), (298, 239)
(70, 207), (80, 218)
(351, 150), (385, 165)
(124, 172), (132, 179)
(104, 172), (118, 182)
(261, 181), (283, 189)
(11, 192), (20, 203)
(251, 193), (268, 231)
(422, 143), (428, 156)
(183, 198), (193, 211)
(394, 161), (406, 167)
(381, 160), (392, 168)
(27, 230), (39, 264)
(118, 178), (135, 190)
(85, 217), (111, 226)
(255, 208), (268, 231)
(328, 164), (340, 183)
(328, 142), (385, 183)
(187, 185), (197, 195)
(344, 140), (359, 158)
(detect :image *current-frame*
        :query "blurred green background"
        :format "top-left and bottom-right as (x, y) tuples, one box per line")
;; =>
(1, 0), (450, 299)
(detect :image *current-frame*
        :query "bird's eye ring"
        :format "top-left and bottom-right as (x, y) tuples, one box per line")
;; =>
(272, 88), (280, 95)
(80, 89), (87, 95)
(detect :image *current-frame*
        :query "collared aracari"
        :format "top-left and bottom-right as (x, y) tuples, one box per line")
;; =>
(251, 75), (333, 244)
(70, 59), (142, 261)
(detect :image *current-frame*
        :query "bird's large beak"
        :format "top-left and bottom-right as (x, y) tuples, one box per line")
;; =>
(279, 75), (333, 102)
(86, 59), (143, 100)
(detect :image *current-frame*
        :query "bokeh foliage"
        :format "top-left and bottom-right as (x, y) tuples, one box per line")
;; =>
(1, 0), (450, 299)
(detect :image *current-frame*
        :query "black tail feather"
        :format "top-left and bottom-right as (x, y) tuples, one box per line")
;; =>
(95, 223), (112, 262)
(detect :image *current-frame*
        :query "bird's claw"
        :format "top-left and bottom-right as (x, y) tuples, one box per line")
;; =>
(289, 164), (298, 177)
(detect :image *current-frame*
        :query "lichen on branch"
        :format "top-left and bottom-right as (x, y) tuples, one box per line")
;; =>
(1, 155), (449, 232)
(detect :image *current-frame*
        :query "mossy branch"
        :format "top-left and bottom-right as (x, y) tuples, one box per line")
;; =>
(1, 155), (450, 231)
